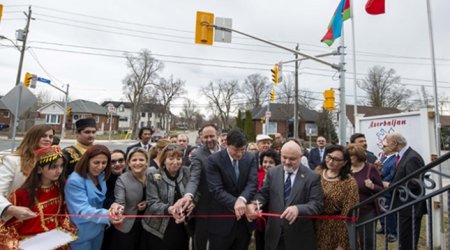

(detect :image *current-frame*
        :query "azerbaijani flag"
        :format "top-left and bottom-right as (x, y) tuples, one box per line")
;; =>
(321, 0), (351, 46)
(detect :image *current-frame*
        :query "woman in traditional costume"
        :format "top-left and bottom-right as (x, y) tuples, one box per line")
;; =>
(0, 145), (77, 249)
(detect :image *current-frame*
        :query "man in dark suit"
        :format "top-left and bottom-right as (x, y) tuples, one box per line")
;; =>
(384, 132), (426, 250)
(247, 140), (323, 250)
(308, 135), (327, 169)
(206, 128), (258, 250)
(125, 127), (153, 156)
(172, 124), (222, 250)
(177, 133), (193, 166)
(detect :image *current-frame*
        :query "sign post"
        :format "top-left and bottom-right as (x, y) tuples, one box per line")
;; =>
(107, 105), (116, 141)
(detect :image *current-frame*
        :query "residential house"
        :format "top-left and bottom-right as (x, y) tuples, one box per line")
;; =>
(38, 99), (119, 134)
(0, 97), (11, 127)
(101, 101), (169, 132)
(252, 103), (319, 139)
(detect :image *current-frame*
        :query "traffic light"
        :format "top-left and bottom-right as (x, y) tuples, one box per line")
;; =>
(195, 11), (214, 45)
(260, 117), (265, 124)
(0, 4), (3, 23)
(270, 89), (275, 103)
(323, 89), (335, 111)
(66, 106), (72, 114)
(24, 72), (32, 87)
(271, 65), (279, 86)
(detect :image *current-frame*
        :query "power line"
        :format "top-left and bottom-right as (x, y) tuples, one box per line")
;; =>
(26, 41), (450, 86)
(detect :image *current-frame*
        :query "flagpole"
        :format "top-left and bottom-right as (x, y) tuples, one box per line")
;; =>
(425, 0), (445, 248)
(350, 0), (358, 132)
(338, 26), (346, 145)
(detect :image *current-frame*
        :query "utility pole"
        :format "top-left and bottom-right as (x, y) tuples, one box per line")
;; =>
(15, 6), (32, 86)
(9, 6), (32, 143)
(294, 44), (299, 139)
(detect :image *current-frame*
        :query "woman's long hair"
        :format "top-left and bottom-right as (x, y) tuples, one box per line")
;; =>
(13, 124), (54, 176)
(20, 156), (67, 206)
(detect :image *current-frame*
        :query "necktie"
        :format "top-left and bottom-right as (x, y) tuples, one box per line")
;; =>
(284, 172), (293, 205)
(396, 154), (401, 167)
(319, 149), (324, 160)
(232, 160), (240, 179)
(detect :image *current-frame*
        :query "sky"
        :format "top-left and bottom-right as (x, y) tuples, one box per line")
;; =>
(0, 0), (449, 117)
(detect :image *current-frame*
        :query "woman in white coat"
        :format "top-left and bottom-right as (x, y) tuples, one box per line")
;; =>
(0, 124), (54, 221)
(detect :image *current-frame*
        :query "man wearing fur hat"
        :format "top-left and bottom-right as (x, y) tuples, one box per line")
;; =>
(63, 117), (97, 177)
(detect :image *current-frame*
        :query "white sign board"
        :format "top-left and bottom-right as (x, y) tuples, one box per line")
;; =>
(214, 17), (232, 43)
(356, 108), (435, 163)
(265, 111), (271, 118)
(305, 123), (318, 136)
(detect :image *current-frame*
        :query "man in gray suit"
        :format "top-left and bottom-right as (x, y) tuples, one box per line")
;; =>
(384, 132), (426, 249)
(247, 140), (323, 250)
(172, 123), (222, 250)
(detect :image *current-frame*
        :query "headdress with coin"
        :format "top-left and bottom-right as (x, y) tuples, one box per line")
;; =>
(35, 145), (66, 167)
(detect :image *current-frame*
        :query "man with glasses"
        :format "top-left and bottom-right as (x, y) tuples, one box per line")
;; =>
(247, 140), (323, 250)
(206, 128), (258, 250)
(126, 127), (153, 156)
(308, 136), (327, 170)
(63, 118), (97, 177)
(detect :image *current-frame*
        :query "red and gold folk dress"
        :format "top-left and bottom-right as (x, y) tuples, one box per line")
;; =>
(0, 183), (77, 249)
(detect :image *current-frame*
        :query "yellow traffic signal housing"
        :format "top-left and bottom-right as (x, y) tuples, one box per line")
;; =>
(271, 65), (279, 86)
(323, 89), (335, 111)
(270, 89), (275, 103)
(0, 4), (3, 23)
(195, 11), (214, 45)
(66, 106), (72, 114)
(24, 72), (32, 87)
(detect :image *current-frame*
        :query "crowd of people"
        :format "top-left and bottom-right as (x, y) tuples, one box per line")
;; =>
(0, 118), (426, 250)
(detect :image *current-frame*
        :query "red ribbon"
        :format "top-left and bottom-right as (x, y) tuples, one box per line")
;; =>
(43, 213), (357, 222)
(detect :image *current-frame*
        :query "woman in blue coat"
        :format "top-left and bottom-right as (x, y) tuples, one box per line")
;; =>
(65, 145), (123, 250)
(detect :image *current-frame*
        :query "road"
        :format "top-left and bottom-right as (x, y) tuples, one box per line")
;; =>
(0, 130), (199, 156)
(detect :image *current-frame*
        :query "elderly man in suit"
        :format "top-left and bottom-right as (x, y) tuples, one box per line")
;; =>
(206, 128), (258, 250)
(126, 127), (153, 156)
(247, 140), (323, 250)
(308, 135), (327, 170)
(383, 132), (426, 250)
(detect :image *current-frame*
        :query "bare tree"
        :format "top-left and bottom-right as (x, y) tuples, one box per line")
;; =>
(278, 73), (317, 109)
(155, 75), (186, 131)
(123, 49), (163, 138)
(358, 66), (412, 108)
(35, 90), (53, 107)
(180, 98), (199, 130)
(202, 80), (240, 129)
(241, 73), (270, 109)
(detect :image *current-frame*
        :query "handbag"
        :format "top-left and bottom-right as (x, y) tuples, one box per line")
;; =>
(365, 163), (383, 214)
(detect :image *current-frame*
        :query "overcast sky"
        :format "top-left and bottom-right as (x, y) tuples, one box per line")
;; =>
(1, 0), (449, 116)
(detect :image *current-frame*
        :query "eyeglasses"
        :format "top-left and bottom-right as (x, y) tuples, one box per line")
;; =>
(325, 155), (344, 163)
(111, 159), (125, 165)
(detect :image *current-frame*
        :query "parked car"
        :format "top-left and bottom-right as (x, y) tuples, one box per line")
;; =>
(151, 130), (167, 142)
(0, 123), (9, 130)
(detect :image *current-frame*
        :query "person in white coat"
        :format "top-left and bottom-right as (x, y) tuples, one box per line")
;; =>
(0, 124), (54, 221)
